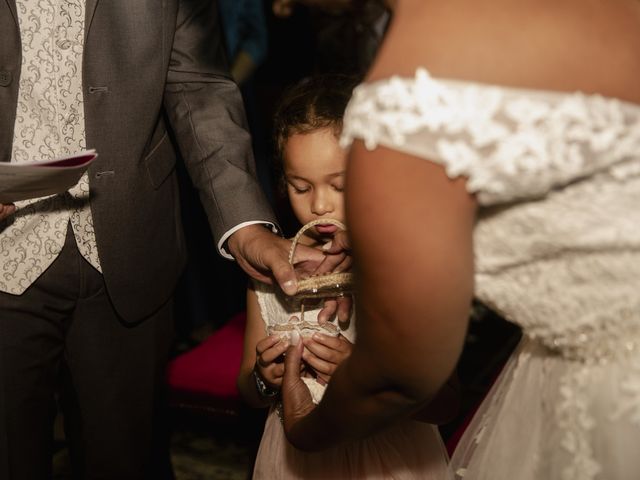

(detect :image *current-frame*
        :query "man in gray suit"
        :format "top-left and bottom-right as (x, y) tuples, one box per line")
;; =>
(0, 1), (322, 478)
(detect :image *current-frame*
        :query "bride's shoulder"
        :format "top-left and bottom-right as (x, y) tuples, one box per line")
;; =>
(369, 0), (640, 103)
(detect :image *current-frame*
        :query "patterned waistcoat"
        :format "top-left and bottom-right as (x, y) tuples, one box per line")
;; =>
(0, 0), (101, 295)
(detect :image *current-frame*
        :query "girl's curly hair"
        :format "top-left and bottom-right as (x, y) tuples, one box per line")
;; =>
(272, 74), (360, 193)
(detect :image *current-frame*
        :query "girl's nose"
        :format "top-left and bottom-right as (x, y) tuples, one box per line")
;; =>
(311, 192), (333, 216)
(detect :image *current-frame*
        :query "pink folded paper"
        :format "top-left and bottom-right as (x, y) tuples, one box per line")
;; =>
(0, 150), (98, 203)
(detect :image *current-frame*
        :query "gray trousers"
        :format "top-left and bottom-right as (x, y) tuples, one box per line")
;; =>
(0, 227), (174, 480)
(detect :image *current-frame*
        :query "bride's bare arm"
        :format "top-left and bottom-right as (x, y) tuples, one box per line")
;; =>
(283, 144), (476, 449)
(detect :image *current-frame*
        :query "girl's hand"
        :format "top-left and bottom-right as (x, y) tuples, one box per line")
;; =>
(255, 335), (290, 388)
(302, 333), (353, 384)
(0, 203), (15, 221)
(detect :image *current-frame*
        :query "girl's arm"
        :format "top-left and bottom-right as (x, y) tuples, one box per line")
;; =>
(237, 285), (281, 408)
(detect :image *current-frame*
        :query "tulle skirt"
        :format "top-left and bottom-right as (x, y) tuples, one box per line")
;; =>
(451, 337), (640, 480)
(253, 407), (453, 479)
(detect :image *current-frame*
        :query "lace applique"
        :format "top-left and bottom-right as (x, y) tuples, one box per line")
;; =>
(611, 355), (640, 426)
(341, 68), (640, 206)
(557, 366), (601, 480)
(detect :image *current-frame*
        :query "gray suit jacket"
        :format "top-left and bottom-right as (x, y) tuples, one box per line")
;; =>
(0, 0), (276, 322)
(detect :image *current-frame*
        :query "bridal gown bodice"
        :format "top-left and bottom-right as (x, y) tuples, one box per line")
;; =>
(341, 69), (640, 480)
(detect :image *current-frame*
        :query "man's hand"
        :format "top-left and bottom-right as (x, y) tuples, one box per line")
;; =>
(0, 203), (15, 221)
(226, 224), (325, 295)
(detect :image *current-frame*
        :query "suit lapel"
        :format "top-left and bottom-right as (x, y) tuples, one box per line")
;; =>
(85, 0), (99, 40)
(5, 0), (17, 25)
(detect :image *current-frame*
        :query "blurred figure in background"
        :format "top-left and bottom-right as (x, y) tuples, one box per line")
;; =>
(272, 0), (392, 76)
(219, 0), (269, 86)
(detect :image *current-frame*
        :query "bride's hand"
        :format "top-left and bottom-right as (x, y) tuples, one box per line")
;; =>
(316, 230), (353, 323)
(281, 341), (317, 449)
(316, 230), (352, 275)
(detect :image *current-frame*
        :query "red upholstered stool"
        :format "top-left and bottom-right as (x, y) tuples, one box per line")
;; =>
(167, 311), (248, 420)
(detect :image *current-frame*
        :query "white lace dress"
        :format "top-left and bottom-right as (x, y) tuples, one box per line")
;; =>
(251, 281), (453, 480)
(340, 69), (640, 480)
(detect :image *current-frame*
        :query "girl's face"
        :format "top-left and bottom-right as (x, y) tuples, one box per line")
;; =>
(283, 127), (347, 237)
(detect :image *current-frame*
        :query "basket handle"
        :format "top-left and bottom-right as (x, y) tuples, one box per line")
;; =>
(288, 218), (347, 265)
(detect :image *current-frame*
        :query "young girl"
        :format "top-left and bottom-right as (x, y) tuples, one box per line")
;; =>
(237, 74), (455, 479)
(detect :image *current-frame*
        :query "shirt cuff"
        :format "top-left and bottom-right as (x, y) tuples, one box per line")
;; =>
(218, 221), (279, 260)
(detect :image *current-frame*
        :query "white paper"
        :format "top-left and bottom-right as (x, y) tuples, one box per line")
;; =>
(0, 150), (98, 204)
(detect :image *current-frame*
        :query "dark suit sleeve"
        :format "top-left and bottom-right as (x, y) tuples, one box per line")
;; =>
(163, 0), (277, 245)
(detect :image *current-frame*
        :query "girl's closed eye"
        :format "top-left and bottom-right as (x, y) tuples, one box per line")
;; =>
(287, 180), (311, 194)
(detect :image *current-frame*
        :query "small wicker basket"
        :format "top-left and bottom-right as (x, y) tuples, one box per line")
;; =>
(288, 219), (353, 300)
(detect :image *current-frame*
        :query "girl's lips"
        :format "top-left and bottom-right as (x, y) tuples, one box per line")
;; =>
(315, 224), (338, 235)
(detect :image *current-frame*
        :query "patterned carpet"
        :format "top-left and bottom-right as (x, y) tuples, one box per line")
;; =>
(169, 413), (264, 480)
(53, 410), (265, 480)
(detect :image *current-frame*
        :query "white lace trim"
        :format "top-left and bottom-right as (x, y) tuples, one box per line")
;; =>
(557, 365), (601, 480)
(341, 68), (640, 205)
